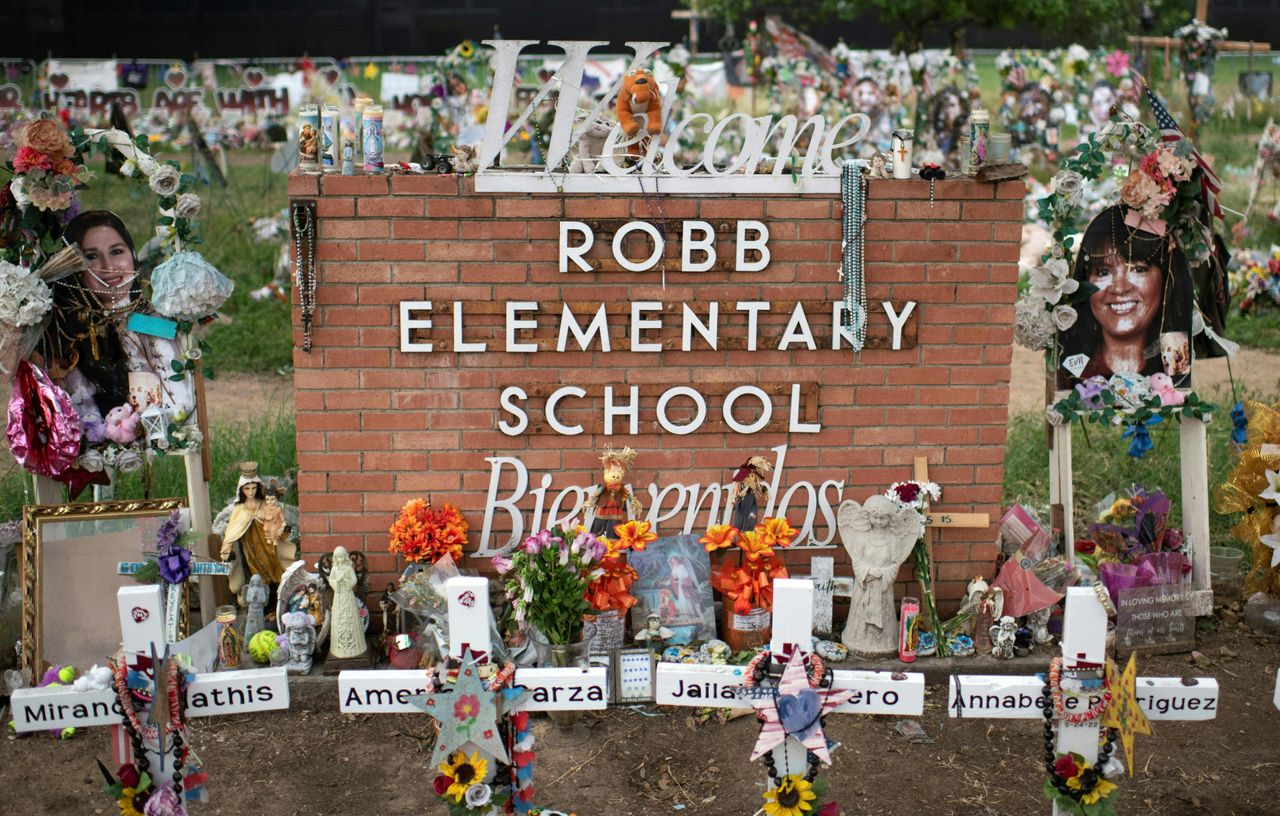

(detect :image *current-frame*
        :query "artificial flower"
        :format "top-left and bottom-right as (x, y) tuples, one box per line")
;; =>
(148, 163), (181, 197)
(0, 260), (53, 327)
(9, 176), (29, 209)
(1105, 50), (1130, 77)
(117, 764), (141, 788)
(116, 789), (143, 816)
(388, 499), (468, 564)
(1028, 258), (1079, 306)
(1013, 295), (1055, 350)
(12, 145), (53, 173)
(757, 516), (798, 548)
(1066, 773), (1117, 806)
(1052, 170), (1084, 209)
(432, 774), (452, 796)
(1051, 304), (1077, 331)
(737, 528), (774, 562)
(113, 448), (144, 473)
(1075, 377), (1106, 410)
(438, 751), (488, 802)
(1053, 754), (1080, 779)
(491, 553), (513, 574)
(699, 524), (740, 552)
(464, 783), (492, 808)
(20, 118), (74, 160)
(762, 775), (817, 816)
(613, 519), (657, 551)
(174, 192), (201, 219)
(1260, 529), (1280, 568)
(76, 449), (105, 472)
(1262, 469), (1280, 504)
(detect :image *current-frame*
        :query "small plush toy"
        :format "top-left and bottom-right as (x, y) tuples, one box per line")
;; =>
(568, 114), (611, 173)
(104, 404), (140, 444)
(616, 68), (663, 156)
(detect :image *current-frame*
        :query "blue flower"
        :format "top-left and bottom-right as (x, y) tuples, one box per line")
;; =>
(1231, 401), (1249, 446)
(1122, 417), (1161, 458)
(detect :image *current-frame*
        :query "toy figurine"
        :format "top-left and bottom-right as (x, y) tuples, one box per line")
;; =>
(341, 140), (354, 175)
(616, 68), (663, 157)
(568, 114), (611, 173)
(839, 496), (925, 657)
(989, 615), (1018, 660)
(327, 546), (368, 660)
(730, 455), (773, 531)
(966, 575), (1004, 654)
(282, 611), (316, 674)
(866, 151), (891, 179)
(583, 446), (643, 538)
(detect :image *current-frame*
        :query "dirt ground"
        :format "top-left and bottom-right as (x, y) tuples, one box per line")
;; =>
(2, 612), (1277, 816)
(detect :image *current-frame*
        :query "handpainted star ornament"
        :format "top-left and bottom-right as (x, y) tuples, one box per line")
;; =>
(751, 650), (853, 764)
(1100, 654), (1152, 777)
(409, 650), (526, 766)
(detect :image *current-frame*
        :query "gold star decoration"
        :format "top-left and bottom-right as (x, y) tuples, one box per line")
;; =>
(1100, 654), (1151, 777)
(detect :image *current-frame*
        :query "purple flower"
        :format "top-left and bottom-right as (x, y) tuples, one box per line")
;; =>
(491, 554), (513, 574)
(1075, 377), (1106, 410)
(155, 510), (182, 550)
(521, 529), (552, 554)
(56, 194), (81, 224)
(82, 417), (107, 443)
(156, 543), (192, 584)
(573, 531), (605, 564)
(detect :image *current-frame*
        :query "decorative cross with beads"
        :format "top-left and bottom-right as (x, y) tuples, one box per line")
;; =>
(10, 584), (292, 803)
(654, 579), (926, 795)
(947, 587), (1218, 815)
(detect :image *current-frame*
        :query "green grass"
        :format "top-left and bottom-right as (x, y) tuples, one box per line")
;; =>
(0, 411), (297, 522)
(1001, 388), (1256, 565)
(1225, 310), (1280, 350)
(88, 156), (293, 374)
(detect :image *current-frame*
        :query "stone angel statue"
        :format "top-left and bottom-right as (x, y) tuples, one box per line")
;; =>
(838, 495), (924, 657)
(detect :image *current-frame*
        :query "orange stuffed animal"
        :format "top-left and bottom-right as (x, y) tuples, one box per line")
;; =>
(616, 68), (663, 156)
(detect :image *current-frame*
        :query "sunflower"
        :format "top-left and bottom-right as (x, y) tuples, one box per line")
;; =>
(438, 751), (488, 802)
(116, 789), (143, 816)
(699, 524), (740, 552)
(458, 40), (476, 58)
(1067, 771), (1117, 806)
(762, 775), (816, 816)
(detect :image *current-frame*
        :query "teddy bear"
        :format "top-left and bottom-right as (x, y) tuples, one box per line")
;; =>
(450, 144), (478, 174)
(616, 68), (663, 157)
(568, 114), (611, 173)
(104, 404), (140, 444)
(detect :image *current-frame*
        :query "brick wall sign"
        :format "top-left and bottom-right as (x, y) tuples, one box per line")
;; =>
(289, 167), (1023, 606)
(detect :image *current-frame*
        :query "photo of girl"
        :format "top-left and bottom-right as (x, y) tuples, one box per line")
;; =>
(1057, 204), (1194, 390)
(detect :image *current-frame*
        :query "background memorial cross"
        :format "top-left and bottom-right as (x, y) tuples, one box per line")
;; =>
(948, 587), (1218, 815)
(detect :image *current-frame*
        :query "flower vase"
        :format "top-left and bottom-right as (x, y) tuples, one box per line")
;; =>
(722, 604), (771, 652)
(586, 610), (625, 654)
(530, 622), (597, 728)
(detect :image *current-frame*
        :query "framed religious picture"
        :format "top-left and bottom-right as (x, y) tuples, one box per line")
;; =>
(628, 534), (716, 644)
(1055, 204), (1194, 392)
(19, 498), (186, 681)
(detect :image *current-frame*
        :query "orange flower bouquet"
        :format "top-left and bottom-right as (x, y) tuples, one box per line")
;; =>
(584, 520), (655, 613)
(701, 517), (797, 614)
(388, 499), (469, 565)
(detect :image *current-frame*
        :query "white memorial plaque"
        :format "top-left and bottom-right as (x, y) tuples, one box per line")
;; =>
(339, 667), (609, 714)
(118, 584), (165, 654)
(186, 666), (290, 717)
(446, 576), (491, 658)
(655, 663), (924, 715)
(10, 685), (122, 732)
(947, 675), (1219, 721)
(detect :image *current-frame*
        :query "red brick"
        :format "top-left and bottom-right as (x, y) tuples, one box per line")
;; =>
(429, 198), (495, 218)
(324, 219), (389, 239)
(897, 201), (961, 220)
(322, 174), (390, 196)
(496, 199), (563, 218)
(391, 175), (458, 195)
(357, 197), (424, 217)
(288, 173), (319, 195)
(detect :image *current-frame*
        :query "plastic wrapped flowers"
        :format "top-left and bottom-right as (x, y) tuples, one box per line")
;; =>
(149, 251), (234, 321)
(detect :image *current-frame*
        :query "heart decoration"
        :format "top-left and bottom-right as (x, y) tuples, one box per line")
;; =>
(131, 607), (150, 623)
(164, 68), (187, 89)
(243, 67), (265, 88)
(49, 72), (69, 90)
(776, 688), (823, 741)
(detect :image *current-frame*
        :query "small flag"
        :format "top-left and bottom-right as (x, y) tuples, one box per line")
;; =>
(1143, 84), (1223, 219)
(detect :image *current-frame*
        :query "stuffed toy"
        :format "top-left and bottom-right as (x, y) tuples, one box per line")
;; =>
(616, 68), (663, 156)
(104, 403), (140, 444)
(568, 114), (611, 173)
(450, 144), (478, 174)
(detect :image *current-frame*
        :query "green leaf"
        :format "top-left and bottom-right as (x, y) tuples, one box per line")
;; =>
(170, 359), (184, 373)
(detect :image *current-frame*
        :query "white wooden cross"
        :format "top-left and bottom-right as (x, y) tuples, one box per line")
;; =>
(116, 558), (232, 644)
(10, 584), (291, 769)
(654, 579), (926, 777)
(338, 576), (610, 716)
(948, 586), (1218, 815)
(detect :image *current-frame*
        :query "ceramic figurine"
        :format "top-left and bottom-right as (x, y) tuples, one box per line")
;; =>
(341, 140), (354, 175)
(243, 574), (269, 646)
(838, 495), (925, 657)
(583, 446), (643, 538)
(989, 615), (1018, 660)
(730, 455), (773, 531)
(568, 115), (611, 173)
(220, 462), (292, 603)
(379, 582), (398, 639)
(1028, 606), (1053, 644)
(634, 613), (674, 655)
(282, 611), (316, 674)
(327, 546), (368, 660)
(966, 575), (1004, 654)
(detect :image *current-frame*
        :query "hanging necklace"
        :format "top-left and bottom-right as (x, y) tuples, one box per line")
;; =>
(749, 650), (832, 787)
(1048, 657), (1112, 724)
(1041, 667), (1119, 801)
(839, 159), (867, 352)
(293, 203), (317, 352)
(636, 172), (671, 289)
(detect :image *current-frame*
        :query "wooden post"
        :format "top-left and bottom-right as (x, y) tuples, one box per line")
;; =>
(1180, 418), (1212, 615)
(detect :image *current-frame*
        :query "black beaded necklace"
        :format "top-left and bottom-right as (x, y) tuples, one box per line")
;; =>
(751, 652), (832, 786)
(1040, 671), (1118, 805)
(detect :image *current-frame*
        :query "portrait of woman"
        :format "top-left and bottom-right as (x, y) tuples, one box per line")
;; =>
(1057, 205), (1194, 390)
(928, 86), (969, 157)
(34, 210), (194, 428)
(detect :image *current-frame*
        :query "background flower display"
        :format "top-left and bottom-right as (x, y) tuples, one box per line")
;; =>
(1228, 246), (1280, 316)
(1080, 486), (1191, 597)
(1173, 19), (1227, 125)
(700, 517), (796, 616)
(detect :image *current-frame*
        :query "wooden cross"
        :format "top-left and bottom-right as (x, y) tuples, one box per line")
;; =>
(669, 1), (706, 54)
(655, 579), (926, 779)
(116, 559), (232, 643)
(10, 584), (291, 774)
(948, 587), (1218, 815)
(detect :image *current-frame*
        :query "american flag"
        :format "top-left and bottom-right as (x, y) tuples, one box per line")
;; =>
(1145, 85), (1223, 219)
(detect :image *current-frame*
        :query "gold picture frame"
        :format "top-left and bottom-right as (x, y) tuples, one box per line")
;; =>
(20, 498), (187, 682)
